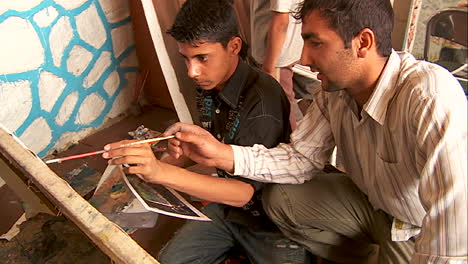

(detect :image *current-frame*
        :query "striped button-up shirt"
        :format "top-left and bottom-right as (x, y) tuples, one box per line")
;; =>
(232, 51), (467, 263)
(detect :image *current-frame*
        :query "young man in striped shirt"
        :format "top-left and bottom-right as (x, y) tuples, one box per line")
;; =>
(162, 0), (468, 263)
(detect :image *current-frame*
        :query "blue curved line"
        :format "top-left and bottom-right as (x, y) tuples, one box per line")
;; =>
(1, 0), (138, 157)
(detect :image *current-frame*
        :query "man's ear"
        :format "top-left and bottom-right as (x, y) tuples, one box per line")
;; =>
(228, 37), (242, 56)
(354, 28), (375, 58)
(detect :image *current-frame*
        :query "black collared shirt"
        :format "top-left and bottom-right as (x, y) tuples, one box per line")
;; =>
(196, 60), (291, 229)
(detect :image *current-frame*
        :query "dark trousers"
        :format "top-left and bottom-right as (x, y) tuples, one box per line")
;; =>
(158, 202), (310, 264)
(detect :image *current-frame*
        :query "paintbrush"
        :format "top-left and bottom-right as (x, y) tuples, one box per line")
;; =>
(44, 135), (175, 164)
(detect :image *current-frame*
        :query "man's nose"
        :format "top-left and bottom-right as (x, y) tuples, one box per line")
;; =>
(187, 62), (201, 79)
(299, 48), (317, 72)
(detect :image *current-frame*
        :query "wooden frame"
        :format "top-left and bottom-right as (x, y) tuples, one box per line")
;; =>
(402, 0), (422, 52)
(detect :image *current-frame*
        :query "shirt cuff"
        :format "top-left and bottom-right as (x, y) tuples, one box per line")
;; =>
(232, 145), (253, 176)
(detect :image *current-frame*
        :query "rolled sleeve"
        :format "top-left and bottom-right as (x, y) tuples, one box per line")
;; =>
(233, 145), (253, 176)
(232, 94), (335, 184)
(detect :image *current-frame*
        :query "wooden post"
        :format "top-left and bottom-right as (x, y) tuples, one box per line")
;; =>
(140, 0), (193, 124)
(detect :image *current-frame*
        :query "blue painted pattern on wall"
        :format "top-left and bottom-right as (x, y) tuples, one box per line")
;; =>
(0, 0), (138, 157)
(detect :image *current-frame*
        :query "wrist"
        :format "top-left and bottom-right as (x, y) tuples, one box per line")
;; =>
(261, 63), (279, 80)
(261, 63), (275, 73)
(216, 144), (234, 173)
(153, 161), (173, 185)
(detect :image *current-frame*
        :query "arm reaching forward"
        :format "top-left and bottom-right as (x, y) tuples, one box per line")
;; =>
(164, 122), (235, 173)
(102, 138), (253, 207)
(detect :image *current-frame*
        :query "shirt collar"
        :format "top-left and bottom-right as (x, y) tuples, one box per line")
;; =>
(363, 50), (401, 125)
(218, 59), (249, 109)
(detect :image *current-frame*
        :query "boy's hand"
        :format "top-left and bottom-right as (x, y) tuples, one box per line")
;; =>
(102, 140), (163, 184)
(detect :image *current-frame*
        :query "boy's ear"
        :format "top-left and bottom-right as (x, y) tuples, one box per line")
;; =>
(228, 37), (242, 56)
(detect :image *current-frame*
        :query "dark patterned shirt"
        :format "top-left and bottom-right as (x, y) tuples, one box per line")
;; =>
(196, 60), (291, 230)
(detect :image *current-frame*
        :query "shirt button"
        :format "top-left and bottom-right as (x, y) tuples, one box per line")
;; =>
(215, 109), (220, 114)
(217, 134), (221, 139)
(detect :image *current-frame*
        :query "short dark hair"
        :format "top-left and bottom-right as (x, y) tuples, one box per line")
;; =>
(168, 0), (240, 47)
(295, 0), (394, 57)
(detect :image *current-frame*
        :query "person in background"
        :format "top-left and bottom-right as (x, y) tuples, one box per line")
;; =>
(161, 0), (468, 263)
(250, 0), (304, 129)
(103, 0), (311, 263)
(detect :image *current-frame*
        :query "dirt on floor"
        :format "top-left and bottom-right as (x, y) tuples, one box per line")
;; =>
(0, 213), (110, 264)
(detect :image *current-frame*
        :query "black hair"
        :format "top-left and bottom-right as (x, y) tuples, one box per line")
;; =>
(295, 0), (394, 57)
(167, 0), (248, 58)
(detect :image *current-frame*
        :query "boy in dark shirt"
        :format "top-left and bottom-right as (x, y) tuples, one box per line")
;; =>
(103, 0), (299, 263)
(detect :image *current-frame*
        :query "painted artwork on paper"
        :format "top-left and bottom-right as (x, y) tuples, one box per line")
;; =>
(122, 167), (210, 221)
(91, 164), (210, 221)
(89, 164), (132, 214)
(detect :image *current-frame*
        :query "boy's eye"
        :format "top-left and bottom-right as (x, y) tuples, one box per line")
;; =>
(197, 55), (208, 62)
(309, 41), (321, 47)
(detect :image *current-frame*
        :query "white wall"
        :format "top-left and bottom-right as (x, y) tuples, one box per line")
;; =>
(0, 0), (139, 158)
